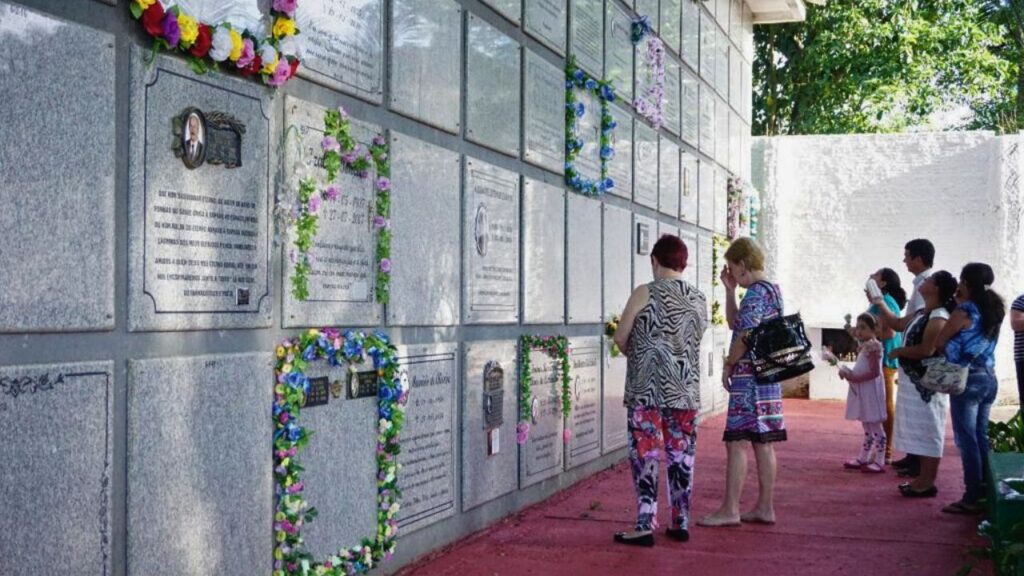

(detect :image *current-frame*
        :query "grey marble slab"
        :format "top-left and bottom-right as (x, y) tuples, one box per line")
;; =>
(127, 353), (272, 576)
(664, 57), (682, 136)
(603, 204), (632, 318)
(697, 233), (713, 319)
(464, 158), (520, 324)
(743, 3), (754, 60)
(602, 339), (628, 452)
(522, 179), (566, 324)
(661, 0), (682, 54)
(297, 0), (384, 103)
(714, 167), (728, 235)
(396, 343), (458, 534)
(481, 0), (523, 24)
(604, 0), (634, 102)
(0, 361), (112, 576)
(680, 66), (699, 147)
(698, 160), (714, 230)
(566, 337), (602, 468)
(633, 213), (656, 287)
(730, 0), (742, 42)
(633, 122), (659, 209)
(525, 0), (568, 54)
(572, 85), (604, 183)
(467, 15), (522, 157)
(388, 133), (462, 326)
(681, 0), (699, 68)
(606, 103), (634, 200)
(283, 97), (382, 327)
(680, 151), (698, 223)
(519, 349), (565, 487)
(680, 228), (698, 286)
(659, 137), (680, 217)
(699, 327), (715, 412)
(570, 0), (604, 77)
(566, 194), (602, 323)
(716, 0), (729, 25)
(700, 11), (715, 82)
(524, 50), (566, 173)
(716, 27), (730, 97)
(699, 83), (715, 156)
(716, 100), (729, 166)
(0, 4), (115, 332)
(729, 41), (742, 111)
(462, 341), (520, 510)
(730, 111), (742, 174)
(390, 0), (462, 133)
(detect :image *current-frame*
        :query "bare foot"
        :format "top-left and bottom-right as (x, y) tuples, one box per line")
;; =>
(697, 512), (741, 527)
(740, 510), (776, 525)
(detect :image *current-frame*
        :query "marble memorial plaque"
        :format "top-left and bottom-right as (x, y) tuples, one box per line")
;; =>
(697, 234), (713, 318)
(700, 11), (715, 82)
(467, 15), (522, 157)
(524, 51), (566, 173)
(129, 50), (271, 331)
(606, 103), (634, 200)
(664, 57), (682, 135)
(715, 168), (728, 234)
(388, 133), (461, 326)
(0, 361), (112, 576)
(283, 97), (381, 327)
(716, 0), (729, 25)
(730, 0), (742, 42)
(699, 329), (714, 412)
(699, 83), (715, 155)
(729, 42), (742, 111)
(567, 194), (602, 323)
(390, 0), (462, 133)
(572, 86), (604, 182)
(127, 353), (272, 576)
(523, 179), (566, 324)
(633, 213), (656, 286)
(661, 0), (682, 54)
(698, 160), (714, 230)
(396, 344), (458, 533)
(742, 65), (752, 123)
(680, 152), (698, 223)
(520, 349), (565, 487)
(658, 137), (680, 217)
(730, 112), (743, 174)
(525, 0), (568, 54)
(634, 0), (659, 29)
(481, 0), (523, 24)
(464, 159), (520, 323)
(681, 0), (699, 68)
(680, 228), (699, 286)
(680, 67), (699, 146)
(298, 0), (384, 102)
(716, 96), (729, 166)
(462, 341), (519, 510)
(743, 4), (754, 60)
(602, 339), (628, 452)
(570, 0), (604, 76)
(567, 337), (602, 467)
(633, 122), (659, 209)
(605, 0), (634, 102)
(603, 204), (632, 318)
(0, 4), (115, 332)
(160, 1), (263, 31)
(716, 28), (730, 97)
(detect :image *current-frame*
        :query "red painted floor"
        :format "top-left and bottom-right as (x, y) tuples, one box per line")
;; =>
(399, 400), (992, 576)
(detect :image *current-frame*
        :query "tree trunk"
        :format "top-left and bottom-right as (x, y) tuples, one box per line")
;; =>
(1017, 59), (1024, 132)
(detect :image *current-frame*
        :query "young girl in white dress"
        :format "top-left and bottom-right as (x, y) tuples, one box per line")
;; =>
(838, 314), (887, 473)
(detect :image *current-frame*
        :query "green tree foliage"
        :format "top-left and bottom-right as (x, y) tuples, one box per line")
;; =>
(754, 1), (1012, 135)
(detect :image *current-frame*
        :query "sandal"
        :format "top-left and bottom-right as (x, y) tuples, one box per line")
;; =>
(844, 459), (867, 470)
(861, 463), (885, 474)
(942, 500), (982, 515)
(614, 531), (655, 547)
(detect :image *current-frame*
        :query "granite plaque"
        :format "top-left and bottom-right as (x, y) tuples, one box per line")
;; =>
(570, 0), (604, 76)
(0, 361), (112, 576)
(659, 137), (680, 217)
(127, 353), (272, 576)
(603, 204), (632, 318)
(716, 0), (729, 25)
(680, 228), (698, 286)
(730, 0), (742, 42)
(729, 41), (742, 111)
(390, 0), (462, 133)
(730, 111), (742, 174)
(698, 160), (714, 230)
(283, 97), (381, 327)
(661, 0), (682, 54)
(680, 152), (698, 223)
(605, 0), (634, 102)
(664, 57), (682, 135)
(602, 339), (628, 452)
(680, 67), (699, 146)
(572, 86), (604, 183)
(520, 349), (565, 487)
(681, 0), (699, 68)
(606, 103), (634, 200)
(716, 28), (730, 97)
(697, 233), (713, 318)
(524, 51), (566, 173)
(396, 344), (458, 533)
(462, 341), (519, 510)
(700, 11), (715, 82)
(464, 159), (520, 323)
(567, 194), (602, 323)
(634, 0), (659, 29)
(481, 0), (523, 24)
(297, 0), (384, 102)
(743, 3), (754, 59)
(633, 122), (659, 209)
(699, 83), (715, 155)
(567, 337), (602, 468)
(523, 179), (566, 324)
(0, 5), (115, 332)
(715, 168), (728, 234)
(467, 15), (522, 157)
(633, 213), (657, 286)
(525, 0), (568, 54)
(129, 50), (271, 331)
(388, 133), (461, 326)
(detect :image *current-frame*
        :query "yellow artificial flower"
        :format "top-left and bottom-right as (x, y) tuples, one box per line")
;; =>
(178, 13), (199, 46)
(281, 363), (292, 374)
(273, 16), (297, 38)
(307, 328), (319, 337)
(229, 29), (243, 61)
(134, 0), (156, 9)
(276, 346), (286, 358)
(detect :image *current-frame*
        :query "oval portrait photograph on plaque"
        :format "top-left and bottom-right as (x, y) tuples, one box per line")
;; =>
(474, 204), (489, 256)
(180, 108), (207, 169)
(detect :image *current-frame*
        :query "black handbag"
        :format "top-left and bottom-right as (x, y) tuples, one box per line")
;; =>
(744, 282), (815, 384)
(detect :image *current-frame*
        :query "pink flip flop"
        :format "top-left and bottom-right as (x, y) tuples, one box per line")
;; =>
(861, 463), (885, 474)
(844, 459), (866, 470)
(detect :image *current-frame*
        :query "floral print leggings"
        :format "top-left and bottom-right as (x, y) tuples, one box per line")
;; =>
(627, 407), (698, 532)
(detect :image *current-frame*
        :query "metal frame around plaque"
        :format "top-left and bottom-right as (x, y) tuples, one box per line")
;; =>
(483, 361), (506, 429)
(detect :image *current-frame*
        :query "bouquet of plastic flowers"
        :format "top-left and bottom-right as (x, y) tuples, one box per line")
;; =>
(605, 315), (621, 357)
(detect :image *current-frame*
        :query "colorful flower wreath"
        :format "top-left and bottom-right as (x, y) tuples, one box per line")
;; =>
(711, 235), (731, 326)
(273, 328), (407, 576)
(631, 16), (666, 130)
(564, 58), (617, 197)
(516, 335), (572, 445)
(130, 0), (300, 87)
(290, 106), (392, 304)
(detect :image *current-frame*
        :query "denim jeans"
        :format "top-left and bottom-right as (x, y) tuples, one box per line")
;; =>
(950, 367), (999, 504)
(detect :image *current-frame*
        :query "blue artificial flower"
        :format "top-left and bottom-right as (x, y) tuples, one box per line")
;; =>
(565, 80), (574, 89)
(570, 175), (583, 187)
(600, 84), (616, 102)
(608, 118), (618, 130)
(573, 69), (585, 83)
(343, 337), (363, 358)
(273, 402), (283, 417)
(574, 102), (585, 118)
(317, 335), (329, 349)
(585, 78), (597, 91)
(374, 330), (389, 344)
(564, 162), (573, 172)
(286, 422), (303, 442)
(379, 384), (396, 403)
(286, 371), (308, 391)
(576, 138), (585, 150)
(379, 406), (392, 420)
(600, 146), (614, 160)
(302, 344), (317, 361)
(603, 177), (615, 190)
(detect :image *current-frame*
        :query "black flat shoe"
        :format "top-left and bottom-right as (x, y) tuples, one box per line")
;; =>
(666, 528), (690, 542)
(614, 532), (655, 547)
(899, 485), (938, 498)
(896, 467), (920, 478)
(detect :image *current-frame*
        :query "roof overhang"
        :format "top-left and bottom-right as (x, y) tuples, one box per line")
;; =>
(746, 0), (824, 24)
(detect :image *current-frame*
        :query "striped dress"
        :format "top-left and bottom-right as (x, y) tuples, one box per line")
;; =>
(624, 279), (708, 410)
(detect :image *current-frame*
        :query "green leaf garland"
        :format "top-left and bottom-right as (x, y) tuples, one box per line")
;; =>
(516, 335), (572, 444)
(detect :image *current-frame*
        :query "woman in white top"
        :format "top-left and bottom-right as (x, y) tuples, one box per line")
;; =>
(872, 270), (959, 497)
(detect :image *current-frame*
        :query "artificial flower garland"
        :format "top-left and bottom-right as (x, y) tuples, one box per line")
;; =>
(604, 315), (622, 357)
(130, 0), (300, 87)
(631, 16), (666, 130)
(564, 58), (617, 197)
(711, 235), (731, 326)
(273, 328), (407, 576)
(516, 335), (572, 445)
(290, 106), (393, 304)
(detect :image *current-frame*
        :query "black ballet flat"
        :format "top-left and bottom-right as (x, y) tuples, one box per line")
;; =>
(899, 484), (938, 498)
(614, 532), (655, 547)
(666, 528), (690, 542)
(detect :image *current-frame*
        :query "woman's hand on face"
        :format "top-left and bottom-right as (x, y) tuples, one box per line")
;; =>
(720, 265), (737, 291)
(721, 363), (732, 391)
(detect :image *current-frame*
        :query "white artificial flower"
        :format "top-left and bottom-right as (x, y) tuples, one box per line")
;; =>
(209, 26), (234, 62)
(278, 35), (302, 60)
(260, 44), (279, 67)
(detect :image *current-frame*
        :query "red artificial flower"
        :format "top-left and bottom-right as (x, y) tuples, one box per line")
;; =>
(189, 24), (212, 58)
(141, 2), (165, 37)
(288, 57), (300, 79)
(240, 56), (262, 77)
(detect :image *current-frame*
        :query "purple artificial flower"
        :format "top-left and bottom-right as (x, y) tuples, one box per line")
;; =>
(516, 422), (530, 445)
(162, 10), (181, 47)
(272, 0), (298, 17)
(323, 185), (340, 201)
(379, 258), (392, 273)
(376, 177), (391, 191)
(236, 39), (256, 68)
(341, 151), (359, 164)
(308, 195), (321, 214)
(372, 135), (386, 147)
(321, 136), (341, 153)
(372, 216), (389, 230)
(563, 428), (573, 443)
(337, 105), (349, 119)
(358, 170), (370, 180)
(267, 58), (292, 87)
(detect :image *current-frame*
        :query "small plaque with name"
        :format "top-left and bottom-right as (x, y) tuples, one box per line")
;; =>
(347, 371), (379, 399)
(303, 377), (330, 408)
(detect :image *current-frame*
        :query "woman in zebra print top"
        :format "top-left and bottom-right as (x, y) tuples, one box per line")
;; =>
(611, 234), (708, 547)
